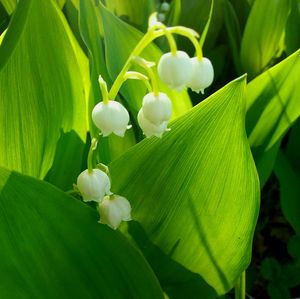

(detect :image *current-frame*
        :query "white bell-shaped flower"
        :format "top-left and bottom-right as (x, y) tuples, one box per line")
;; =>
(98, 195), (132, 230)
(77, 169), (111, 203)
(141, 92), (172, 125)
(157, 51), (192, 91)
(161, 2), (170, 12)
(187, 57), (214, 94)
(92, 100), (130, 137)
(138, 109), (169, 138)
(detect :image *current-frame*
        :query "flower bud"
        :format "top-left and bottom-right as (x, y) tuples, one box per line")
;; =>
(141, 92), (172, 125)
(138, 109), (169, 138)
(92, 100), (130, 137)
(161, 2), (170, 12)
(98, 195), (132, 229)
(77, 169), (111, 203)
(187, 57), (214, 94)
(157, 13), (166, 22)
(157, 51), (192, 91)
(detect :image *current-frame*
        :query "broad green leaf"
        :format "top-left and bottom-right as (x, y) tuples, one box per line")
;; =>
(0, 167), (164, 298)
(240, 0), (290, 78)
(99, 3), (192, 119)
(286, 116), (300, 174)
(110, 76), (260, 296)
(105, 0), (155, 31)
(0, 0), (86, 187)
(274, 151), (300, 235)
(246, 49), (300, 185)
(79, 0), (136, 164)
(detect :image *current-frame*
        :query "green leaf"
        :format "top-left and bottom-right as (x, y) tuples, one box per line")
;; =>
(240, 0), (290, 78)
(285, 0), (300, 55)
(179, 0), (224, 51)
(0, 0), (87, 187)
(246, 49), (300, 185)
(0, 0), (16, 14)
(99, 3), (192, 119)
(274, 151), (300, 234)
(267, 282), (290, 299)
(261, 258), (282, 281)
(222, 0), (242, 74)
(110, 76), (260, 296)
(105, 0), (155, 31)
(0, 167), (164, 298)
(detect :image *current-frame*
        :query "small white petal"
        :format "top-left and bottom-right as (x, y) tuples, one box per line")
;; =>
(142, 92), (172, 125)
(98, 195), (132, 230)
(187, 57), (214, 93)
(77, 169), (111, 203)
(138, 109), (168, 138)
(92, 100), (130, 137)
(157, 51), (192, 91)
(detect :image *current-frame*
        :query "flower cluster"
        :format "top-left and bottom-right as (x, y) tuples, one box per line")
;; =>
(76, 168), (131, 230)
(158, 51), (214, 94)
(75, 13), (214, 229)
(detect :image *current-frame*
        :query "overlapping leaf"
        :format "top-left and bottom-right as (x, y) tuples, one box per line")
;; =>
(246, 49), (300, 185)
(0, 167), (164, 298)
(110, 76), (260, 296)
(240, 0), (290, 78)
(0, 0), (87, 189)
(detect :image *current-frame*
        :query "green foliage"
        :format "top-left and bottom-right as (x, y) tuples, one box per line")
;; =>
(110, 76), (260, 296)
(0, 0), (299, 298)
(0, 167), (163, 298)
(240, 0), (291, 78)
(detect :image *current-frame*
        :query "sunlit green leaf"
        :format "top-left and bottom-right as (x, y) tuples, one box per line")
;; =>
(246, 49), (300, 185)
(110, 76), (260, 296)
(0, 167), (164, 298)
(0, 0), (87, 188)
(240, 0), (290, 78)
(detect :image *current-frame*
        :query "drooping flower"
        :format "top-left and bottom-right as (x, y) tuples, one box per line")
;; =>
(187, 57), (214, 94)
(137, 109), (169, 138)
(141, 92), (172, 125)
(98, 195), (132, 230)
(76, 169), (111, 203)
(157, 51), (192, 91)
(92, 100), (130, 137)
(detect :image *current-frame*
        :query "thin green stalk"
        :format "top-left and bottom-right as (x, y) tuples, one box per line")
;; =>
(98, 75), (109, 104)
(87, 138), (98, 173)
(124, 71), (152, 93)
(235, 271), (246, 299)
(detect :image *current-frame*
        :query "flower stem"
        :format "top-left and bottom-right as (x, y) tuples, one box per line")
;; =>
(124, 71), (152, 93)
(234, 271), (246, 299)
(133, 57), (159, 96)
(108, 27), (158, 100)
(98, 75), (109, 104)
(87, 138), (98, 173)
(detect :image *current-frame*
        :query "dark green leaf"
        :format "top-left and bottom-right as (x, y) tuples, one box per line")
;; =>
(0, 167), (164, 298)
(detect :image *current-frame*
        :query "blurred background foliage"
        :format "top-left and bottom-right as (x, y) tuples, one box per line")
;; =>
(0, 0), (299, 298)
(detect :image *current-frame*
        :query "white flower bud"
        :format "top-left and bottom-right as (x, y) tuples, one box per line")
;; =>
(138, 109), (169, 138)
(98, 195), (132, 230)
(141, 92), (172, 125)
(161, 2), (170, 12)
(157, 13), (166, 22)
(77, 169), (111, 203)
(92, 100), (130, 137)
(187, 57), (214, 94)
(157, 51), (192, 92)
